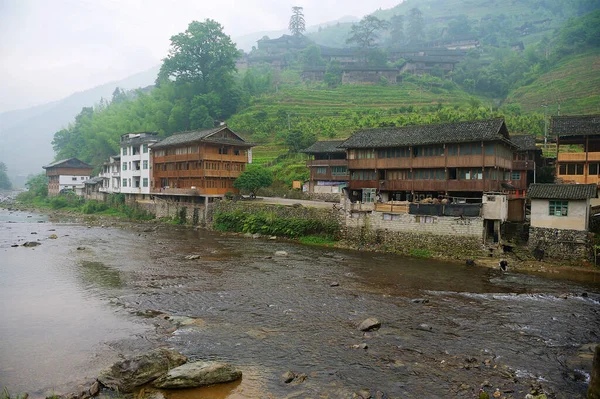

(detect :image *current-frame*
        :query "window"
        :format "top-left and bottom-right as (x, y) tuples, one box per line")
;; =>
(72, 177), (77, 181)
(511, 171), (521, 180)
(590, 164), (599, 175)
(459, 143), (472, 155)
(362, 188), (376, 203)
(317, 167), (327, 175)
(448, 145), (458, 156)
(143, 160), (148, 169)
(122, 179), (127, 187)
(219, 148), (228, 155)
(484, 144), (495, 155)
(143, 178), (148, 187)
(567, 164), (576, 175)
(332, 166), (347, 175)
(559, 164), (567, 175)
(549, 200), (568, 216)
(576, 163), (584, 175)
(122, 163), (127, 171)
(142, 144), (148, 153)
(122, 147), (127, 155)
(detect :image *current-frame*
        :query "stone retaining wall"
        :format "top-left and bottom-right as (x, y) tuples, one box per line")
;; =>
(342, 212), (485, 259)
(528, 227), (591, 261)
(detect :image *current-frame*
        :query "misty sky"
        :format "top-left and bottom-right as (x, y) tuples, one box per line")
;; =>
(0, 0), (399, 113)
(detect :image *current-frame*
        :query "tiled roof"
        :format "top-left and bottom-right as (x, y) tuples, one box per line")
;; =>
(43, 158), (93, 169)
(527, 183), (597, 200)
(339, 118), (510, 148)
(551, 115), (600, 137)
(84, 176), (105, 185)
(152, 127), (252, 149)
(406, 55), (460, 64)
(302, 140), (346, 154)
(511, 135), (537, 151)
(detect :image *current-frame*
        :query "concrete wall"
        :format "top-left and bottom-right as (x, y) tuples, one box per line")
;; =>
(343, 211), (485, 259)
(482, 194), (508, 221)
(528, 226), (591, 261)
(531, 199), (589, 231)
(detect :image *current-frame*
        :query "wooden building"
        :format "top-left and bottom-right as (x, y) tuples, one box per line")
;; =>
(42, 158), (94, 196)
(151, 126), (253, 198)
(553, 114), (600, 185)
(510, 134), (542, 193)
(338, 119), (517, 203)
(302, 140), (348, 194)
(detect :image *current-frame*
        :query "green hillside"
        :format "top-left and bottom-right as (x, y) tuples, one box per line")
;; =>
(506, 49), (600, 115)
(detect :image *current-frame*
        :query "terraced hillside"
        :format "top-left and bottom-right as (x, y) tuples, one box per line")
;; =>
(506, 49), (600, 115)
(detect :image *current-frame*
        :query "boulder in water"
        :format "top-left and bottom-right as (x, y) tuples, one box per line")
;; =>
(153, 361), (241, 389)
(97, 348), (187, 392)
(358, 317), (381, 332)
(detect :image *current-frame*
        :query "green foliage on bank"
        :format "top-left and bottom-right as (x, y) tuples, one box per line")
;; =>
(213, 208), (339, 239)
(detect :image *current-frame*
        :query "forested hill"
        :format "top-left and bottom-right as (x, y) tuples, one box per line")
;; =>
(40, 3), (600, 188)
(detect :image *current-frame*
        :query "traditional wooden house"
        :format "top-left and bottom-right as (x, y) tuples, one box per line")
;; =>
(151, 126), (253, 199)
(302, 140), (348, 194)
(42, 158), (94, 196)
(510, 135), (542, 193)
(553, 114), (600, 185)
(338, 119), (517, 203)
(399, 55), (459, 76)
(302, 66), (399, 85)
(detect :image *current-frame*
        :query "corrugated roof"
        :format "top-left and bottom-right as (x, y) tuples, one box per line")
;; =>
(43, 158), (93, 169)
(152, 127), (252, 149)
(527, 183), (597, 200)
(511, 135), (537, 151)
(551, 115), (600, 137)
(302, 140), (346, 154)
(84, 176), (105, 185)
(339, 119), (510, 149)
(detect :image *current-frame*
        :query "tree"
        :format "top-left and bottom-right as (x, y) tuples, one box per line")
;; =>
(285, 129), (316, 153)
(346, 15), (389, 50)
(289, 6), (306, 37)
(158, 19), (239, 92)
(234, 164), (273, 197)
(389, 15), (405, 45)
(0, 162), (11, 190)
(300, 44), (325, 68)
(25, 173), (48, 198)
(407, 8), (424, 44)
(324, 61), (343, 87)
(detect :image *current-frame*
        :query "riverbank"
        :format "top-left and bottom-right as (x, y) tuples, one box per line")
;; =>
(4, 197), (600, 284)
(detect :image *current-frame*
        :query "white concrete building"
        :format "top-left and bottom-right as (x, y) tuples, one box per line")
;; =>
(120, 132), (159, 196)
(528, 183), (597, 231)
(98, 155), (121, 194)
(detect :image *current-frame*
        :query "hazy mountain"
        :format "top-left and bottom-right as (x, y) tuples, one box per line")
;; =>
(0, 65), (160, 184)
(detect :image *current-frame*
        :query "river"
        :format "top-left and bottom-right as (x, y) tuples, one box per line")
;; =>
(1, 208), (599, 398)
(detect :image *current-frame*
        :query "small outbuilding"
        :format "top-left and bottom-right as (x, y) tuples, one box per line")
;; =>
(527, 183), (597, 260)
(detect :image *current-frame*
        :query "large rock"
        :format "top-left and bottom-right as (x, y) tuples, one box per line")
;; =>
(97, 348), (187, 392)
(589, 345), (600, 399)
(358, 317), (381, 332)
(153, 361), (242, 389)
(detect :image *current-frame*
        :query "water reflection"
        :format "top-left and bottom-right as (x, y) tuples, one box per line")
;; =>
(78, 260), (123, 289)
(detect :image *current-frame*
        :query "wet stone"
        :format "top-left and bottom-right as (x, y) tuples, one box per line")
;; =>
(281, 370), (295, 383)
(417, 323), (433, 332)
(22, 241), (41, 247)
(358, 317), (381, 332)
(330, 281), (340, 287)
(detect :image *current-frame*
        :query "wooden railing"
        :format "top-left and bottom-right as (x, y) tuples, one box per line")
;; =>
(306, 159), (347, 167)
(153, 153), (248, 164)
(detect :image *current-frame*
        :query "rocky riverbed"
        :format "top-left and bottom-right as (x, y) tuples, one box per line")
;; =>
(1, 207), (600, 398)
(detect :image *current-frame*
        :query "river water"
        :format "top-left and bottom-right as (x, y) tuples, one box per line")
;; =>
(1, 208), (599, 398)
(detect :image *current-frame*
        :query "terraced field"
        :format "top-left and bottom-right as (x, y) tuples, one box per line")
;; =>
(506, 49), (600, 115)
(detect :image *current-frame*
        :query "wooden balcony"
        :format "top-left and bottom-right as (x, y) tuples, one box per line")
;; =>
(151, 187), (237, 196)
(411, 157), (446, 168)
(556, 174), (600, 185)
(376, 158), (411, 169)
(153, 170), (241, 179)
(512, 160), (535, 170)
(557, 152), (586, 162)
(153, 153), (248, 164)
(306, 159), (347, 167)
(348, 159), (376, 169)
(311, 171), (349, 181)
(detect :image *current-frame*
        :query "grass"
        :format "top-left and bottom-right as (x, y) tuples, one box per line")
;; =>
(506, 49), (600, 115)
(410, 248), (433, 258)
(298, 235), (338, 246)
(1, 388), (27, 399)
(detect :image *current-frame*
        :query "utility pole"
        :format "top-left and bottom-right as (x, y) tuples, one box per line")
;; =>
(542, 104), (548, 154)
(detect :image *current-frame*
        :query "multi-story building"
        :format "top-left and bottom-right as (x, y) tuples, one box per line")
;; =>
(553, 114), (600, 185)
(151, 126), (253, 198)
(510, 135), (542, 193)
(42, 158), (94, 196)
(302, 140), (348, 194)
(338, 119), (516, 203)
(98, 155), (121, 194)
(120, 132), (159, 197)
